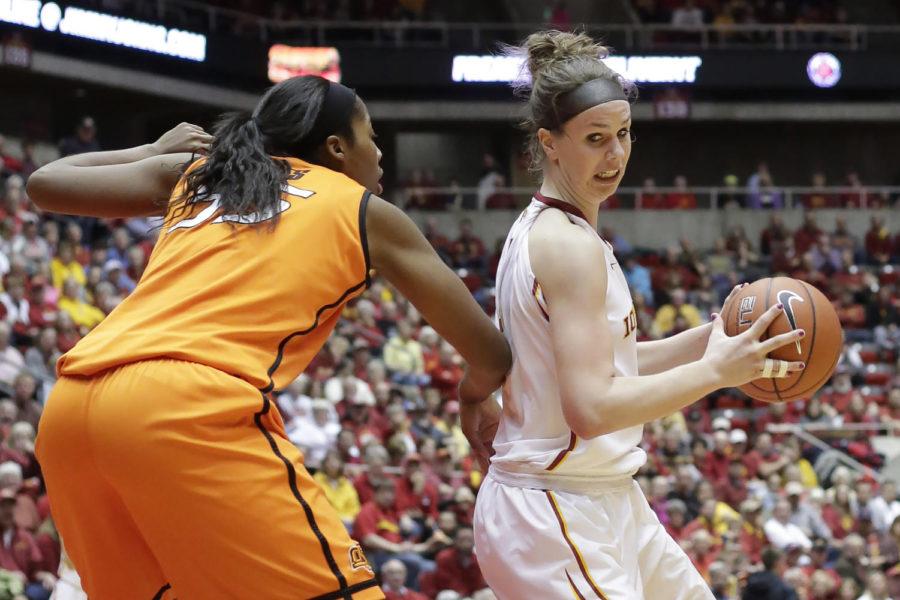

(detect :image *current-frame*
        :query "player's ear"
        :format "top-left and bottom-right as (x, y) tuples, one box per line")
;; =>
(538, 128), (558, 162)
(314, 134), (345, 172)
(323, 134), (345, 163)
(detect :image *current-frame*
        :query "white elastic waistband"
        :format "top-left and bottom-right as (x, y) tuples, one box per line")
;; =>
(487, 466), (635, 495)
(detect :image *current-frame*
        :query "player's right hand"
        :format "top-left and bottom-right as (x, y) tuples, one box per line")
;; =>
(702, 302), (806, 389)
(459, 385), (501, 474)
(151, 122), (213, 155)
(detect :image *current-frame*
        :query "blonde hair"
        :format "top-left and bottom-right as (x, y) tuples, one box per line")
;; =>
(507, 30), (633, 172)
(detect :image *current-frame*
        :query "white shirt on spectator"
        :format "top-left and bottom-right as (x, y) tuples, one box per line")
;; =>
(276, 392), (312, 424)
(764, 517), (813, 550)
(672, 6), (704, 27)
(0, 346), (24, 387)
(0, 294), (29, 327)
(287, 417), (340, 469)
(11, 236), (50, 264)
(868, 496), (900, 532)
(324, 376), (375, 406)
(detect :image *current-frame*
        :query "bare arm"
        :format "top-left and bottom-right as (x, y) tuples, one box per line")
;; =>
(637, 285), (746, 375)
(26, 123), (211, 218)
(28, 153), (193, 218)
(636, 324), (712, 375)
(531, 211), (804, 439)
(366, 196), (511, 395)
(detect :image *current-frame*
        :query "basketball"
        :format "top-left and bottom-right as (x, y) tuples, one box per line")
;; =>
(722, 277), (843, 403)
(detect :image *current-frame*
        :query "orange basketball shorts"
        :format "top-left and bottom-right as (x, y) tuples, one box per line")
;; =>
(36, 359), (383, 600)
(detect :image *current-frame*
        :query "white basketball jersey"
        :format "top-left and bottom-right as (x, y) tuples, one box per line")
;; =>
(490, 194), (646, 486)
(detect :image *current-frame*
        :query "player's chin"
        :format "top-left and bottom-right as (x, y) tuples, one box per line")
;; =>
(592, 174), (622, 194)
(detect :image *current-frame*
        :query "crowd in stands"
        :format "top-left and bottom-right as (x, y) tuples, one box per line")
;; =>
(401, 156), (900, 212)
(0, 118), (898, 599)
(71, 0), (433, 21)
(635, 0), (849, 27)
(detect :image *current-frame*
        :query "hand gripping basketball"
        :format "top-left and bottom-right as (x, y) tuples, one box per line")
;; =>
(704, 301), (806, 390)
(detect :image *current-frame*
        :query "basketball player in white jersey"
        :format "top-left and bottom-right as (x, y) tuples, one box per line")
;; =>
(469, 31), (807, 599)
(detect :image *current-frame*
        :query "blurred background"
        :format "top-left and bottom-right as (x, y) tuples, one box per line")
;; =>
(0, 1), (898, 599)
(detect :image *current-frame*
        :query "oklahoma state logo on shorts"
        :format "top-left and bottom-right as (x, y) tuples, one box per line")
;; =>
(349, 544), (372, 573)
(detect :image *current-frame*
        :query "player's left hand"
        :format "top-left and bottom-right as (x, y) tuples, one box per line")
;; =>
(151, 122), (213, 155)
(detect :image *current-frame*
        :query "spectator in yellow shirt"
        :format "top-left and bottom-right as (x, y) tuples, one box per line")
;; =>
(50, 242), (86, 290)
(653, 288), (702, 337)
(58, 277), (105, 333)
(313, 450), (361, 531)
(383, 320), (427, 385)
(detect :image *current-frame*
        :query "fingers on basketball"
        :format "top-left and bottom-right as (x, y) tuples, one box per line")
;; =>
(746, 303), (784, 340)
(759, 328), (805, 355)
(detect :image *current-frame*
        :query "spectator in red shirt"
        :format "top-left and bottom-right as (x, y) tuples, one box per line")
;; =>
(421, 218), (451, 264)
(0, 461), (40, 533)
(728, 429), (759, 480)
(801, 171), (837, 209)
(754, 432), (791, 481)
(638, 177), (666, 208)
(738, 498), (767, 565)
(865, 215), (892, 265)
(0, 135), (23, 176)
(820, 370), (854, 413)
(665, 499), (690, 542)
(427, 342), (464, 401)
(353, 444), (397, 505)
(760, 214), (791, 256)
(341, 395), (381, 448)
(432, 448), (466, 505)
(381, 559), (427, 600)
(26, 278), (57, 332)
(794, 212), (823, 256)
(54, 311), (81, 354)
(395, 454), (440, 532)
(354, 480), (437, 590)
(0, 488), (55, 599)
(687, 529), (720, 581)
(715, 456), (750, 510)
(821, 484), (858, 541)
(450, 219), (486, 271)
(665, 175), (698, 209)
(430, 526), (488, 597)
(706, 430), (732, 485)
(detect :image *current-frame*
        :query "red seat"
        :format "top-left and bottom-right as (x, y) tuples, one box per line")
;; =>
(858, 349), (879, 364)
(864, 371), (891, 386)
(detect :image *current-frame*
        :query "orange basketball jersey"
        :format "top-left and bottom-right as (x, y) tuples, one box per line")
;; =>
(58, 157), (371, 392)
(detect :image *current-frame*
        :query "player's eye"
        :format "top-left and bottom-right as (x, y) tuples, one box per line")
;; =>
(587, 133), (603, 143)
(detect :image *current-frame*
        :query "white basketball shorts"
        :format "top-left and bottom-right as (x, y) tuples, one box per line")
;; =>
(474, 472), (713, 599)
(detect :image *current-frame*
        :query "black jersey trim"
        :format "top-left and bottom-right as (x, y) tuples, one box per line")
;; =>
(261, 279), (367, 394)
(358, 190), (372, 288)
(254, 392), (354, 600)
(308, 578), (380, 600)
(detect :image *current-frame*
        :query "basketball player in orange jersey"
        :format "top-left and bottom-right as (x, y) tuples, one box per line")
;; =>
(472, 31), (807, 599)
(26, 76), (511, 600)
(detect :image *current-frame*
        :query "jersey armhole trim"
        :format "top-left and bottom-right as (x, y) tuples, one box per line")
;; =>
(358, 190), (372, 288)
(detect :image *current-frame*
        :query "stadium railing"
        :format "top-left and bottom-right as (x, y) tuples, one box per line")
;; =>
(120, 0), (891, 51)
(767, 422), (900, 484)
(396, 186), (900, 211)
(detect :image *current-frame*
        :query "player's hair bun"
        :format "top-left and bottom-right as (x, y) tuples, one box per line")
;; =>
(524, 30), (610, 83)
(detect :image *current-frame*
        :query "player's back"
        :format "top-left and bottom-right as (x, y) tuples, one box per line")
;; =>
(491, 193), (646, 488)
(58, 157), (370, 392)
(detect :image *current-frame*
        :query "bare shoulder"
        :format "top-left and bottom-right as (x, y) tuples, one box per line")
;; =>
(529, 209), (606, 287)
